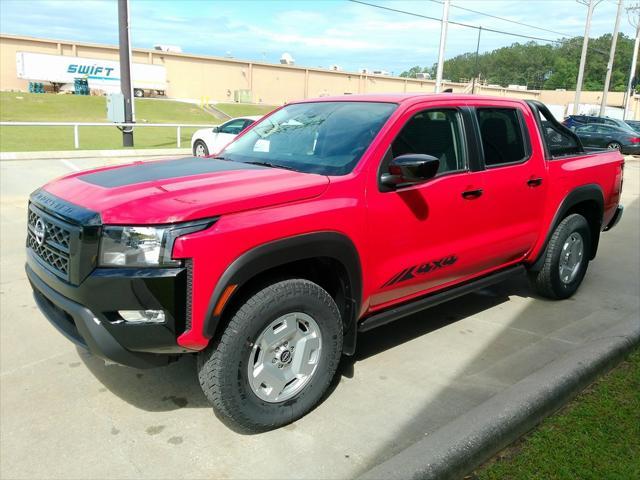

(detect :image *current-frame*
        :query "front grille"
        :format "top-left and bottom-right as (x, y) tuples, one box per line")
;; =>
(28, 210), (71, 250)
(27, 204), (75, 281)
(27, 233), (69, 275)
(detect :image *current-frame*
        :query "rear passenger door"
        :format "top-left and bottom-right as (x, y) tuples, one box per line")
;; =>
(473, 105), (547, 263)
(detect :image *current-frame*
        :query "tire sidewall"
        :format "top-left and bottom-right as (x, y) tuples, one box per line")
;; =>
(548, 216), (591, 298)
(217, 282), (342, 429)
(193, 140), (209, 157)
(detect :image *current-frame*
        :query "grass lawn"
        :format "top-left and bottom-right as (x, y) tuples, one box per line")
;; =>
(473, 348), (640, 480)
(0, 92), (218, 151)
(215, 102), (277, 118)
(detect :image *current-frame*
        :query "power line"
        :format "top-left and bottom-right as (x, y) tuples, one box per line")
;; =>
(349, 0), (564, 44)
(427, 0), (573, 38)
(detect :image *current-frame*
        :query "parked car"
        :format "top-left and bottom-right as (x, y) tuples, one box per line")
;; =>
(574, 124), (640, 155)
(625, 119), (640, 133)
(27, 95), (624, 432)
(562, 114), (636, 134)
(191, 115), (262, 156)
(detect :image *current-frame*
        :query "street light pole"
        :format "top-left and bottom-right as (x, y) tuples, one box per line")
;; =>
(118, 0), (134, 147)
(435, 0), (450, 93)
(599, 0), (624, 117)
(624, 4), (640, 119)
(472, 26), (483, 94)
(574, 0), (596, 115)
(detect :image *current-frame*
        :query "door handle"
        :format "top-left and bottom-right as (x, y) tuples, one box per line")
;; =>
(462, 188), (483, 199)
(527, 177), (543, 187)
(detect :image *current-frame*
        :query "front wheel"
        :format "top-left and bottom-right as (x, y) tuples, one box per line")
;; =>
(197, 279), (343, 432)
(133, 88), (144, 98)
(528, 213), (591, 299)
(193, 140), (209, 157)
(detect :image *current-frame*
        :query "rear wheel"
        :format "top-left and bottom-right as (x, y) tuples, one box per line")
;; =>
(193, 140), (209, 157)
(133, 88), (144, 98)
(607, 141), (621, 150)
(528, 213), (591, 299)
(197, 279), (343, 432)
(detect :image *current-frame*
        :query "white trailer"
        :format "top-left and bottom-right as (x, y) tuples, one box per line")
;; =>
(16, 52), (167, 97)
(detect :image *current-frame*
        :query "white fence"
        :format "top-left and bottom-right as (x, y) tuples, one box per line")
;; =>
(0, 122), (216, 149)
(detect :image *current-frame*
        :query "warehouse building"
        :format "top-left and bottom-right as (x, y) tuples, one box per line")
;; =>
(1, 33), (638, 119)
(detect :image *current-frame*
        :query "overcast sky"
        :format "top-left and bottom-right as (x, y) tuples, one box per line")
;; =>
(1, 0), (637, 74)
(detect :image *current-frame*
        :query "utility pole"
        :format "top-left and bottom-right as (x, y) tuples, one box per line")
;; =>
(599, 0), (624, 117)
(472, 26), (483, 94)
(435, 0), (450, 93)
(624, 3), (640, 119)
(574, 0), (597, 115)
(118, 0), (134, 147)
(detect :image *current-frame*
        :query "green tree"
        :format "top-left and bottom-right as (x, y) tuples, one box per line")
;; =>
(399, 33), (636, 92)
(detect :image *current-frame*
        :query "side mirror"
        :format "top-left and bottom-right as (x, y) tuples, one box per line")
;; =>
(381, 154), (440, 189)
(212, 126), (220, 133)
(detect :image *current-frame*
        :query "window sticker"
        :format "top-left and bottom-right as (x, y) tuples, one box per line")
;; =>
(253, 139), (270, 152)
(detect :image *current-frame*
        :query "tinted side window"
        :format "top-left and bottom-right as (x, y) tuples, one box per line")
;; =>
(219, 119), (247, 134)
(476, 108), (526, 166)
(390, 109), (466, 174)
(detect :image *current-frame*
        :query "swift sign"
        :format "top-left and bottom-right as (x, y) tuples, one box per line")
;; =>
(16, 52), (166, 93)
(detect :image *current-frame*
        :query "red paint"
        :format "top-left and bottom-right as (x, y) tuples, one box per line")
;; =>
(40, 94), (624, 351)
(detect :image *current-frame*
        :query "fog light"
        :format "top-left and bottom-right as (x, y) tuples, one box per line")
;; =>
(118, 310), (165, 324)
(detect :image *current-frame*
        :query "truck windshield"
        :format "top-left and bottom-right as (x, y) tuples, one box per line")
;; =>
(221, 101), (397, 175)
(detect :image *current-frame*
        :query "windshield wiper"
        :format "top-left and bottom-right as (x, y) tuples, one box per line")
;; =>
(243, 161), (298, 172)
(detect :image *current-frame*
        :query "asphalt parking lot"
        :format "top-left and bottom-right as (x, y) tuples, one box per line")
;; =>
(1, 155), (638, 480)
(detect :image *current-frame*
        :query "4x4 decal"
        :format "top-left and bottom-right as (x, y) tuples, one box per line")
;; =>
(382, 255), (458, 288)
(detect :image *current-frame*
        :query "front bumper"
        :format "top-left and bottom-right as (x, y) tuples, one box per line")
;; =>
(26, 250), (191, 368)
(604, 205), (624, 232)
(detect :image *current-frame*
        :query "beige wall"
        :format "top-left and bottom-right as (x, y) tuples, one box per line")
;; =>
(1, 33), (639, 118)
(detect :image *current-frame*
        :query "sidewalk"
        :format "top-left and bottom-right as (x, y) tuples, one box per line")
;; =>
(0, 147), (191, 161)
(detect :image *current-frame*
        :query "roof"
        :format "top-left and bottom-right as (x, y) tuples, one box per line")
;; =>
(294, 93), (530, 106)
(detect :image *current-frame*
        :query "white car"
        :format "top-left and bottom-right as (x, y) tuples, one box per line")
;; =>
(191, 115), (262, 157)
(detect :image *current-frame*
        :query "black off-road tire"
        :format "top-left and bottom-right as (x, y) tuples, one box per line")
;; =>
(528, 213), (591, 300)
(197, 279), (343, 432)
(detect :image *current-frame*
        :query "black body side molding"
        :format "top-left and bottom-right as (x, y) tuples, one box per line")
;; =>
(203, 232), (363, 355)
(359, 265), (524, 332)
(529, 184), (604, 271)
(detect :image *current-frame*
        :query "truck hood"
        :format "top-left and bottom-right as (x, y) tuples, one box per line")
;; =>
(41, 157), (329, 224)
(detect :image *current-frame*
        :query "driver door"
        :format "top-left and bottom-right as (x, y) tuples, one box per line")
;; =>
(366, 105), (492, 308)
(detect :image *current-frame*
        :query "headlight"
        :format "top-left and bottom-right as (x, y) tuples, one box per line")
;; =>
(99, 219), (216, 267)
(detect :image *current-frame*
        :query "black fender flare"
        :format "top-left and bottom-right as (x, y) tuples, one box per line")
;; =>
(203, 232), (362, 355)
(530, 184), (604, 271)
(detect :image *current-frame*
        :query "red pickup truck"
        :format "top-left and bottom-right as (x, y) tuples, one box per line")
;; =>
(26, 94), (624, 431)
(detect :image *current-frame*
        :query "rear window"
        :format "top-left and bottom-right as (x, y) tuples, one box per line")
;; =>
(476, 108), (527, 166)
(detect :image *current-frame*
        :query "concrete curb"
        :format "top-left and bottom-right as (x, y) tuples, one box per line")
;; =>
(358, 317), (640, 480)
(0, 148), (191, 161)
